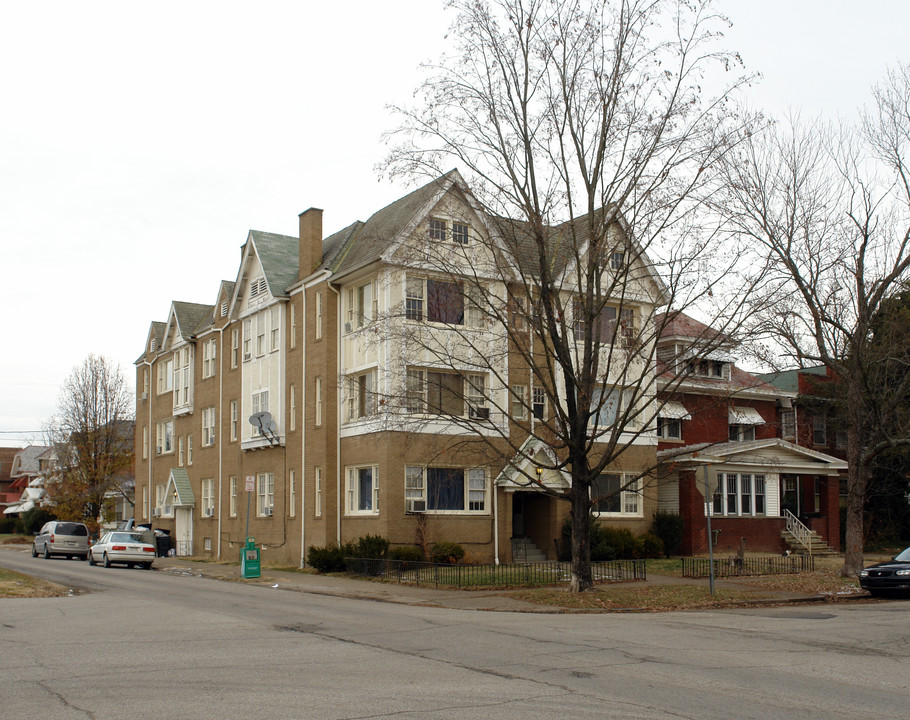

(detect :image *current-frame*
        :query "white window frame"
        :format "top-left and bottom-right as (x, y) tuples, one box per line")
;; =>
(592, 387), (635, 428)
(289, 469), (296, 518)
(201, 478), (214, 515)
(178, 436), (185, 466)
(156, 420), (174, 455)
(251, 390), (269, 436)
(289, 385), (296, 432)
(270, 305), (280, 352)
(187, 434), (193, 465)
(315, 291), (323, 339)
(256, 312), (266, 356)
(315, 467), (322, 517)
(202, 406), (216, 447)
(345, 280), (377, 332)
(511, 385), (528, 420)
(202, 339), (217, 379)
(142, 486), (149, 519)
(781, 410), (796, 440)
(345, 464), (379, 515)
(813, 415), (826, 445)
(729, 424), (756, 442)
(173, 347), (192, 409)
(257, 472), (274, 516)
(404, 466), (488, 514)
(230, 400), (238, 442)
(289, 303), (296, 349)
(142, 426), (148, 459)
(315, 377), (322, 427)
(158, 357), (174, 394)
(242, 318), (252, 361)
(591, 474), (642, 517)
(346, 370), (376, 422)
(532, 387), (546, 420)
(229, 476), (237, 517)
(657, 417), (682, 439)
(711, 473), (766, 517)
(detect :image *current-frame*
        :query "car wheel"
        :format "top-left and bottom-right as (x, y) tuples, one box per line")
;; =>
(127, 563), (134, 569)
(142, 562), (152, 570)
(88, 552), (95, 566)
(44, 545), (51, 560)
(103, 553), (111, 568)
(31, 544), (37, 558)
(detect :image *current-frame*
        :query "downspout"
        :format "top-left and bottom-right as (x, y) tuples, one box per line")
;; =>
(299, 287), (307, 568)
(216, 324), (224, 559)
(330, 282), (342, 545)
(139, 359), (153, 528)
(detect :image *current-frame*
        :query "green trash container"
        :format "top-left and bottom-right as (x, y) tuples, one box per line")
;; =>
(241, 537), (260, 578)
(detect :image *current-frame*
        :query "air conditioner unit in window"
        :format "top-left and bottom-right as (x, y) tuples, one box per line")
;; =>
(406, 499), (426, 514)
(344, 321), (353, 333)
(469, 406), (490, 420)
(263, 506), (273, 517)
(203, 508), (214, 517)
(152, 508), (160, 518)
(140, 391), (148, 401)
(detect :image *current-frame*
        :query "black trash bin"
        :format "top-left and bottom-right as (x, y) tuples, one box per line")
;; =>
(155, 529), (172, 558)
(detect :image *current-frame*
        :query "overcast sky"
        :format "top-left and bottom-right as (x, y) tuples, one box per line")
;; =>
(2, 1), (908, 447)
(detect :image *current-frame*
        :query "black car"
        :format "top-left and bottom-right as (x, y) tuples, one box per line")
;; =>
(859, 547), (910, 596)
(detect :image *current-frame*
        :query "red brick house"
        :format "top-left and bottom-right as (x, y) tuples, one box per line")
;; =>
(655, 314), (847, 555)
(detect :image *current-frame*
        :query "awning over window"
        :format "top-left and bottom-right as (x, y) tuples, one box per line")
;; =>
(729, 407), (765, 425)
(658, 401), (691, 420)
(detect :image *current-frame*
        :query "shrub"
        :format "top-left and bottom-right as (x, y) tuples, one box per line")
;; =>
(18, 507), (55, 536)
(430, 542), (465, 564)
(353, 534), (390, 559)
(593, 526), (640, 560)
(651, 511), (684, 557)
(0, 517), (18, 534)
(638, 532), (665, 559)
(306, 544), (347, 573)
(389, 545), (425, 563)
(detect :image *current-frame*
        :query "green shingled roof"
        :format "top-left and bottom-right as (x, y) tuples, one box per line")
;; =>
(327, 171), (460, 276)
(758, 365), (828, 393)
(172, 302), (214, 339)
(167, 468), (195, 506)
(250, 231), (299, 297)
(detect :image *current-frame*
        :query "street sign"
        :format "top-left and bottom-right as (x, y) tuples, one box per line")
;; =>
(245, 475), (255, 492)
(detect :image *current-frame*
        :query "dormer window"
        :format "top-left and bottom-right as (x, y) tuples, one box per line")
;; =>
(688, 359), (727, 379)
(610, 251), (625, 270)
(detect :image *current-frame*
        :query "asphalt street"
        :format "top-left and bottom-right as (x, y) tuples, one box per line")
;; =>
(1, 545), (908, 720)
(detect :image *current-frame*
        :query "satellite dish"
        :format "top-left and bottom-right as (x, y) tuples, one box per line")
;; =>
(249, 411), (279, 445)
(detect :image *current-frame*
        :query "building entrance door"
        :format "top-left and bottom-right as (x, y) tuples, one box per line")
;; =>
(175, 507), (193, 556)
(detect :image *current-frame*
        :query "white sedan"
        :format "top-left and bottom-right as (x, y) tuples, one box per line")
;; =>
(88, 532), (156, 569)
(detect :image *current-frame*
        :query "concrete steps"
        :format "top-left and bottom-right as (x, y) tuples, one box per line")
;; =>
(511, 537), (548, 563)
(781, 529), (837, 556)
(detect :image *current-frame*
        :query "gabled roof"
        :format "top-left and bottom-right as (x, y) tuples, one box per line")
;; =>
(659, 311), (735, 347)
(325, 171), (462, 277)
(11, 445), (49, 477)
(172, 301), (214, 339)
(166, 468), (195, 507)
(493, 436), (570, 491)
(250, 231), (299, 298)
(657, 438), (848, 474)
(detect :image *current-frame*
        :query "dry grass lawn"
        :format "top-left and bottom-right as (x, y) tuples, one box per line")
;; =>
(0, 566), (72, 599)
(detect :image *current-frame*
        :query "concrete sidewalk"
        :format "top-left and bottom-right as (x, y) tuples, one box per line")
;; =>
(154, 557), (848, 612)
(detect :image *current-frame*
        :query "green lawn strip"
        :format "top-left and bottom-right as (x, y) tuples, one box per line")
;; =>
(0, 566), (71, 599)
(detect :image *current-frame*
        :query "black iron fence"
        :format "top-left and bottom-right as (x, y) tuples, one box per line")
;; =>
(681, 554), (815, 578)
(344, 557), (646, 589)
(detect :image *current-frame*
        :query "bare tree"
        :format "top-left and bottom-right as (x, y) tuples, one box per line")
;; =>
(719, 66), (910, 576)
(44, 355), (134, 533)
(383, 0), (753, 590)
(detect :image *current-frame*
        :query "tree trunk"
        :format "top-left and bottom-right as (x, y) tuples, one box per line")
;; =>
(569, 480), (593, 592)
(842, 423), (866, 577)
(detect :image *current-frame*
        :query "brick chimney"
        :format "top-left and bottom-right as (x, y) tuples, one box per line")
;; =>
(298, 207), (323, 281)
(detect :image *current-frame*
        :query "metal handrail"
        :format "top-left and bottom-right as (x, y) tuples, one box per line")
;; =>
(784, 509), (813, 556)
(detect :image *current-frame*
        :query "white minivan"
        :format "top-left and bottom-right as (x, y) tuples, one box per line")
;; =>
(32, 521), (90, 560)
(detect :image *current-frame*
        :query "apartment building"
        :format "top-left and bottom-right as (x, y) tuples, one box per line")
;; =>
(136, 171), (664, 565)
